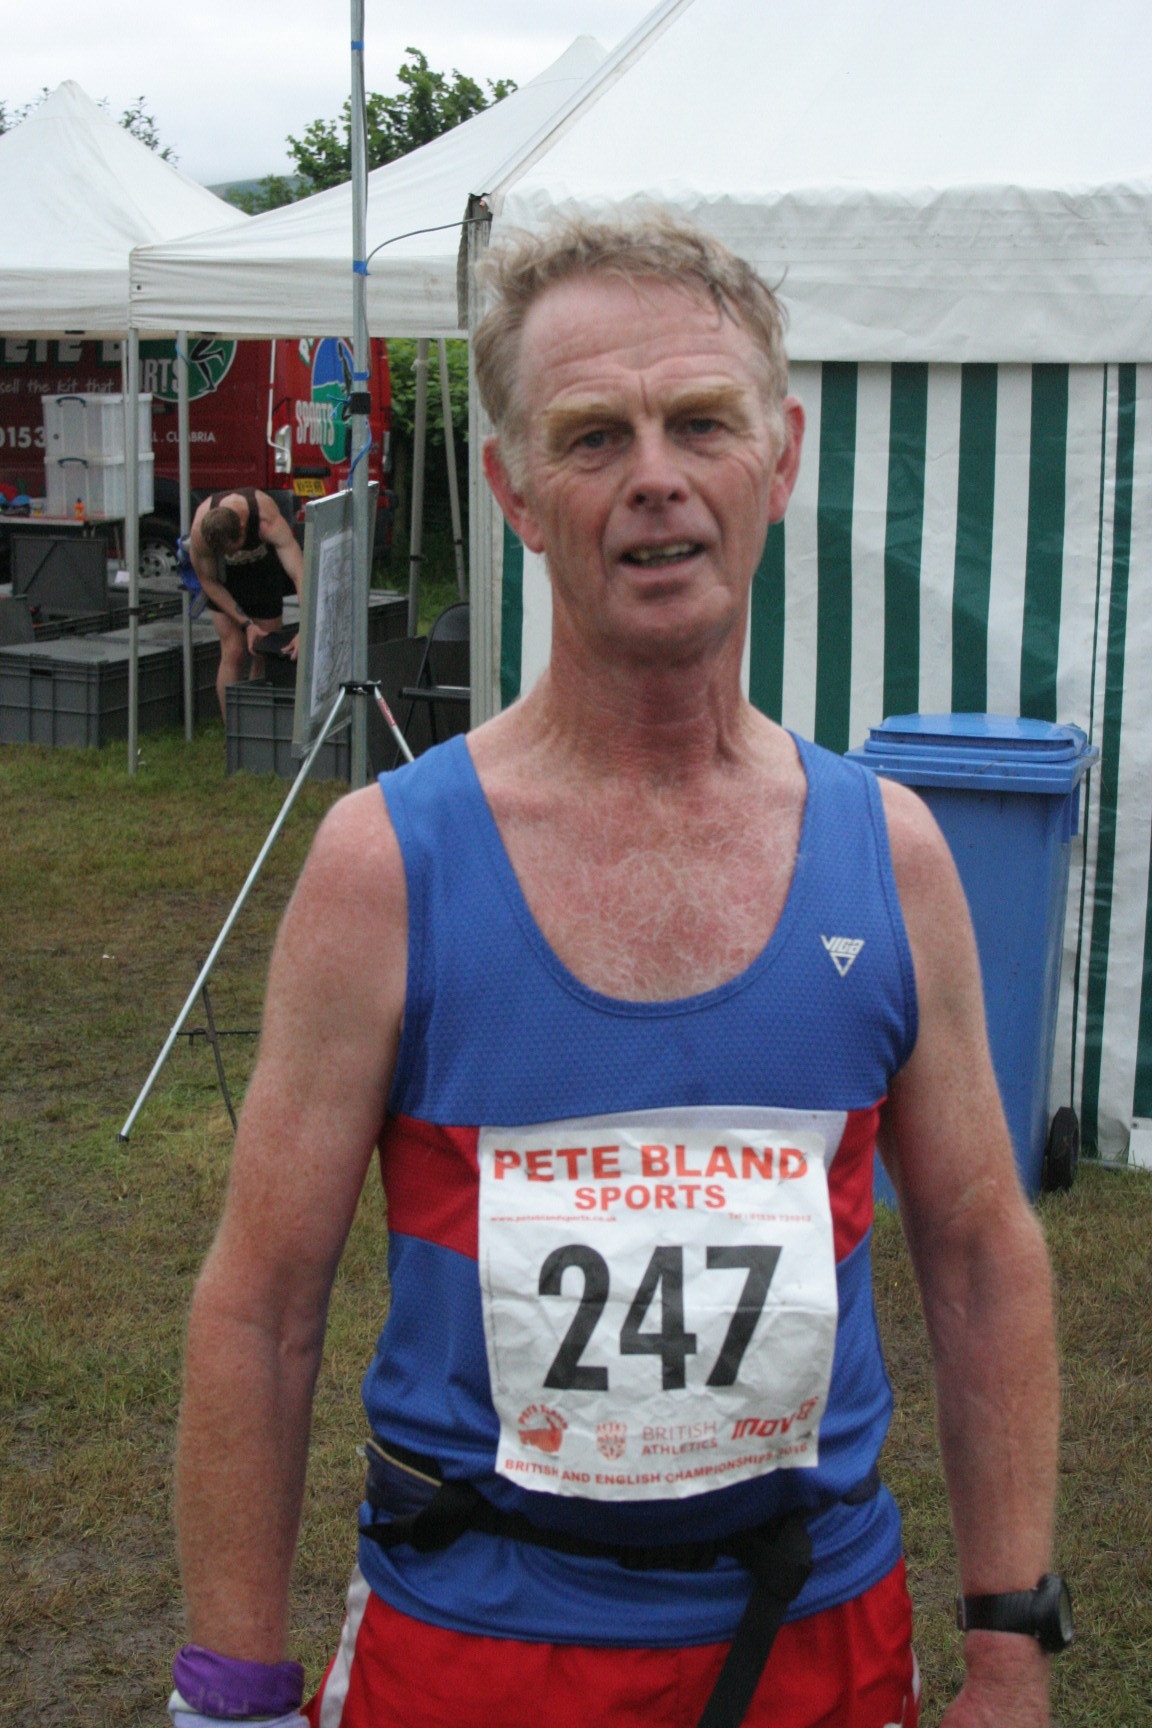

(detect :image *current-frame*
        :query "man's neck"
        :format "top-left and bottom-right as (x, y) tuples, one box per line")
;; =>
(522, 616), (761, 785)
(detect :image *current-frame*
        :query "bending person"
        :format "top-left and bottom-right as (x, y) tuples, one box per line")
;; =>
(188, 487), (303, 717)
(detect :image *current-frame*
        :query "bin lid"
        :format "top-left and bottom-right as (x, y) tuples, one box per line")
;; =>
(846, 712), (1099, 793)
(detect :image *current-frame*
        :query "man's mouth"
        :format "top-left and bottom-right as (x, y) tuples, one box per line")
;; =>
(622, 541), (702, 568)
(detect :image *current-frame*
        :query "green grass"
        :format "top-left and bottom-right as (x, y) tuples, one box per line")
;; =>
(2, 727), (1150, 1725)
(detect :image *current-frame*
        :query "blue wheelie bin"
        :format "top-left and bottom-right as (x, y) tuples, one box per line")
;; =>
(847, 714), (1098, 1202)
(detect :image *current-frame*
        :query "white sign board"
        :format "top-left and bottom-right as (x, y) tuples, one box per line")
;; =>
(292, 484), (377, 756)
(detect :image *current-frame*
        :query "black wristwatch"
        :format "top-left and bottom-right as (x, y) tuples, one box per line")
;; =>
(957, 1574), (1074, 1653)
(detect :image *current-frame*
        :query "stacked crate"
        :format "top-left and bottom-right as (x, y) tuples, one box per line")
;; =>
(42, 393), (154, 520)
(103, 616), (220, 724)
(0, 636), (180, 746)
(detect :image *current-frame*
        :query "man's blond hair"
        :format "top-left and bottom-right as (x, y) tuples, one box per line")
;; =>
(200, 506), (243, 558)
(473, 211), (789, 465)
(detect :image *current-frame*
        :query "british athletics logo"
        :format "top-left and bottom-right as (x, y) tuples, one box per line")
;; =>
(820, 935), (864, 977)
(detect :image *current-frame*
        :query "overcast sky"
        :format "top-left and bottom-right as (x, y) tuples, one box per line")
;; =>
(4, 0), (656, 186)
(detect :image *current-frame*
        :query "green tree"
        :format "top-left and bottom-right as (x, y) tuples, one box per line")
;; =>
(118, 95), (177, 162)
(228, 47), (515, 213)
(387, 338), (470, 447)
(226, 174), (302, 216)
(385, 339), (471, 571)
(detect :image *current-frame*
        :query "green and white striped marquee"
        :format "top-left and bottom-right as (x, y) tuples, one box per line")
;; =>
(495, 360), (1152, 1160)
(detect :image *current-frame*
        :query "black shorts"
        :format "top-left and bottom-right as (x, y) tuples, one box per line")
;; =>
(206, 550), (294, 621)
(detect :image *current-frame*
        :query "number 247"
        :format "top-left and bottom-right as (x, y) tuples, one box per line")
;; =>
(540, 1243), (780, 1393)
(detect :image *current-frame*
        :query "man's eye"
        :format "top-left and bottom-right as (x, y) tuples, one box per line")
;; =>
(683, 417), (722, 436)
(575, 428), (611, 450)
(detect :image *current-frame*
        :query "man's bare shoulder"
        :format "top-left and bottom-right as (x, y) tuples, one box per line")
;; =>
(253, 489), (291, 534)
(266, 784), (406, 1015)
(877, 775), (966, 922)
(291, 782), (404, 924)
(875, 776), (989, 1077)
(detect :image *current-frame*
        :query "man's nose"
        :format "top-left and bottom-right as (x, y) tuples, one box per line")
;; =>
(626, 425), (689, 508)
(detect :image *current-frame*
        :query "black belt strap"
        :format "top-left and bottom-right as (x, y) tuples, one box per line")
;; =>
(357, 1441), (883, 1728)
(695, 1511), (812, 1728)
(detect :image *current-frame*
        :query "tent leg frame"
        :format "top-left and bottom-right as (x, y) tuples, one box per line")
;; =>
(117, 687), (352, 1141)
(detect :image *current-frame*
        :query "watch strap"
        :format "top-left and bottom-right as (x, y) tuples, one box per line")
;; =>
(957, 1588), (1040, 1635)
(957, 1573), (1073, 1653)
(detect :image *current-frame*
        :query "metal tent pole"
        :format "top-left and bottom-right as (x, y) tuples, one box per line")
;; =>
(118, 687), (352, 1140)
(406, 338), (430, 638)
(465, 204), (496, 726)
(177, 331), (194, 740)
(125, 330), (140, 774)
(349, 0), (371, 786)
(438, 339), (467, 600)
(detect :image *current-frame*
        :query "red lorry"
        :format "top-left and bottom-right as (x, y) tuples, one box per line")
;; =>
(0, 334), (392, 577)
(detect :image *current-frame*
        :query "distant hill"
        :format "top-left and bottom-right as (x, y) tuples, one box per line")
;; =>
(209, 175), (304, 204)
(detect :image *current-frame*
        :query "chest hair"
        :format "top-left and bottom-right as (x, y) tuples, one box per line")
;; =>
(494, 774), (803, 1002)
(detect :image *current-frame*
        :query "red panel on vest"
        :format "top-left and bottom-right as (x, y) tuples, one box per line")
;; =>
(379, 1115), (480, 1258)
(828, 1104), (881, 1262)
(380, 1107), (879, 1266)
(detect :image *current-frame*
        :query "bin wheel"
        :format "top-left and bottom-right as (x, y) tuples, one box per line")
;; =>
(1043, 1107), (1080, 1192)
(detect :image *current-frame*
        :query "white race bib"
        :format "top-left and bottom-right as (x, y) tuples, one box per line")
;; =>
(478, 1107), (840, 1501)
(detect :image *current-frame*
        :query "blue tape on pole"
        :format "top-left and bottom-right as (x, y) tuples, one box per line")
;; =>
(353, 371), (370, 381)
(353, 261), (368, 275)
(351, 39), (364, 49)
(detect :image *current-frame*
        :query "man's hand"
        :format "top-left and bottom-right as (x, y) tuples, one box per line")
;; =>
(939, 1634), (1051, 1727)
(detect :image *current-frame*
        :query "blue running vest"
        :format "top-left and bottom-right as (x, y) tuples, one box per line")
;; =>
(359, 732), (918, 1646)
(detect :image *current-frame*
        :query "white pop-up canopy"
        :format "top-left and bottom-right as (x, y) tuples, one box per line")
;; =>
(0, 81), (246, 335)
(129, 37), (606, 339)
(492, 0), (1152, 363)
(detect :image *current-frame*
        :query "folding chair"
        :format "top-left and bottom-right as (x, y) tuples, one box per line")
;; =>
(397, 601), (470, 752)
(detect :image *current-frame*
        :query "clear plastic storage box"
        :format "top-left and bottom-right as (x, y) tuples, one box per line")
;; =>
(46, 454), (154, 520)
(42, 393), (153, 462)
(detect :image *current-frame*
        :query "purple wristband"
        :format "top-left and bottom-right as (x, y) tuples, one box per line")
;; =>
(173, 1645), (304, 1720)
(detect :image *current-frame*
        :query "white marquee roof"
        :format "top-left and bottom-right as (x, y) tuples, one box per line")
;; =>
(0, 81), (245, 337)
(129, 38), (607, 339)
(492, 0), (1152, 362)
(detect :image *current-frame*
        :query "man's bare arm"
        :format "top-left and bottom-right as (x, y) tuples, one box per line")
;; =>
(176, 785), (406, 1660)
(879, 779), (1059, 1728)
(257, 496), (304, 592)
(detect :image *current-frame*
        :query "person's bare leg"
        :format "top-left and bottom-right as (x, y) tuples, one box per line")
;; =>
(212, 612), (249, 718)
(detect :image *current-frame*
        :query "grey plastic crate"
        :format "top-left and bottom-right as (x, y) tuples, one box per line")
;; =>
(270, 591), (410, 690)
(226, 681), (349, 781)
(0, 637), (181, 746)
(32, 610), (113, 640)
(367, 591), (409, 643)
(103, 617), (220, 724)
(106, 581), (183, 625)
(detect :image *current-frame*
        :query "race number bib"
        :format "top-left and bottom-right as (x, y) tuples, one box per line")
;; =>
(478, 1107), (840, 1501)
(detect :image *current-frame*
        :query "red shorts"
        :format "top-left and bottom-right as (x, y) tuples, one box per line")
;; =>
(305, 1560), (920, 1728)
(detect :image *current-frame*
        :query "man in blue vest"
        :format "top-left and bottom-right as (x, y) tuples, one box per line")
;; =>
(170, 214), (1064, 1728)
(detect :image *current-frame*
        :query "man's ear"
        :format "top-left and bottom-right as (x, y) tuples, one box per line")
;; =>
(483, 437), (546, 555)
(767, 397), (805, 524)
